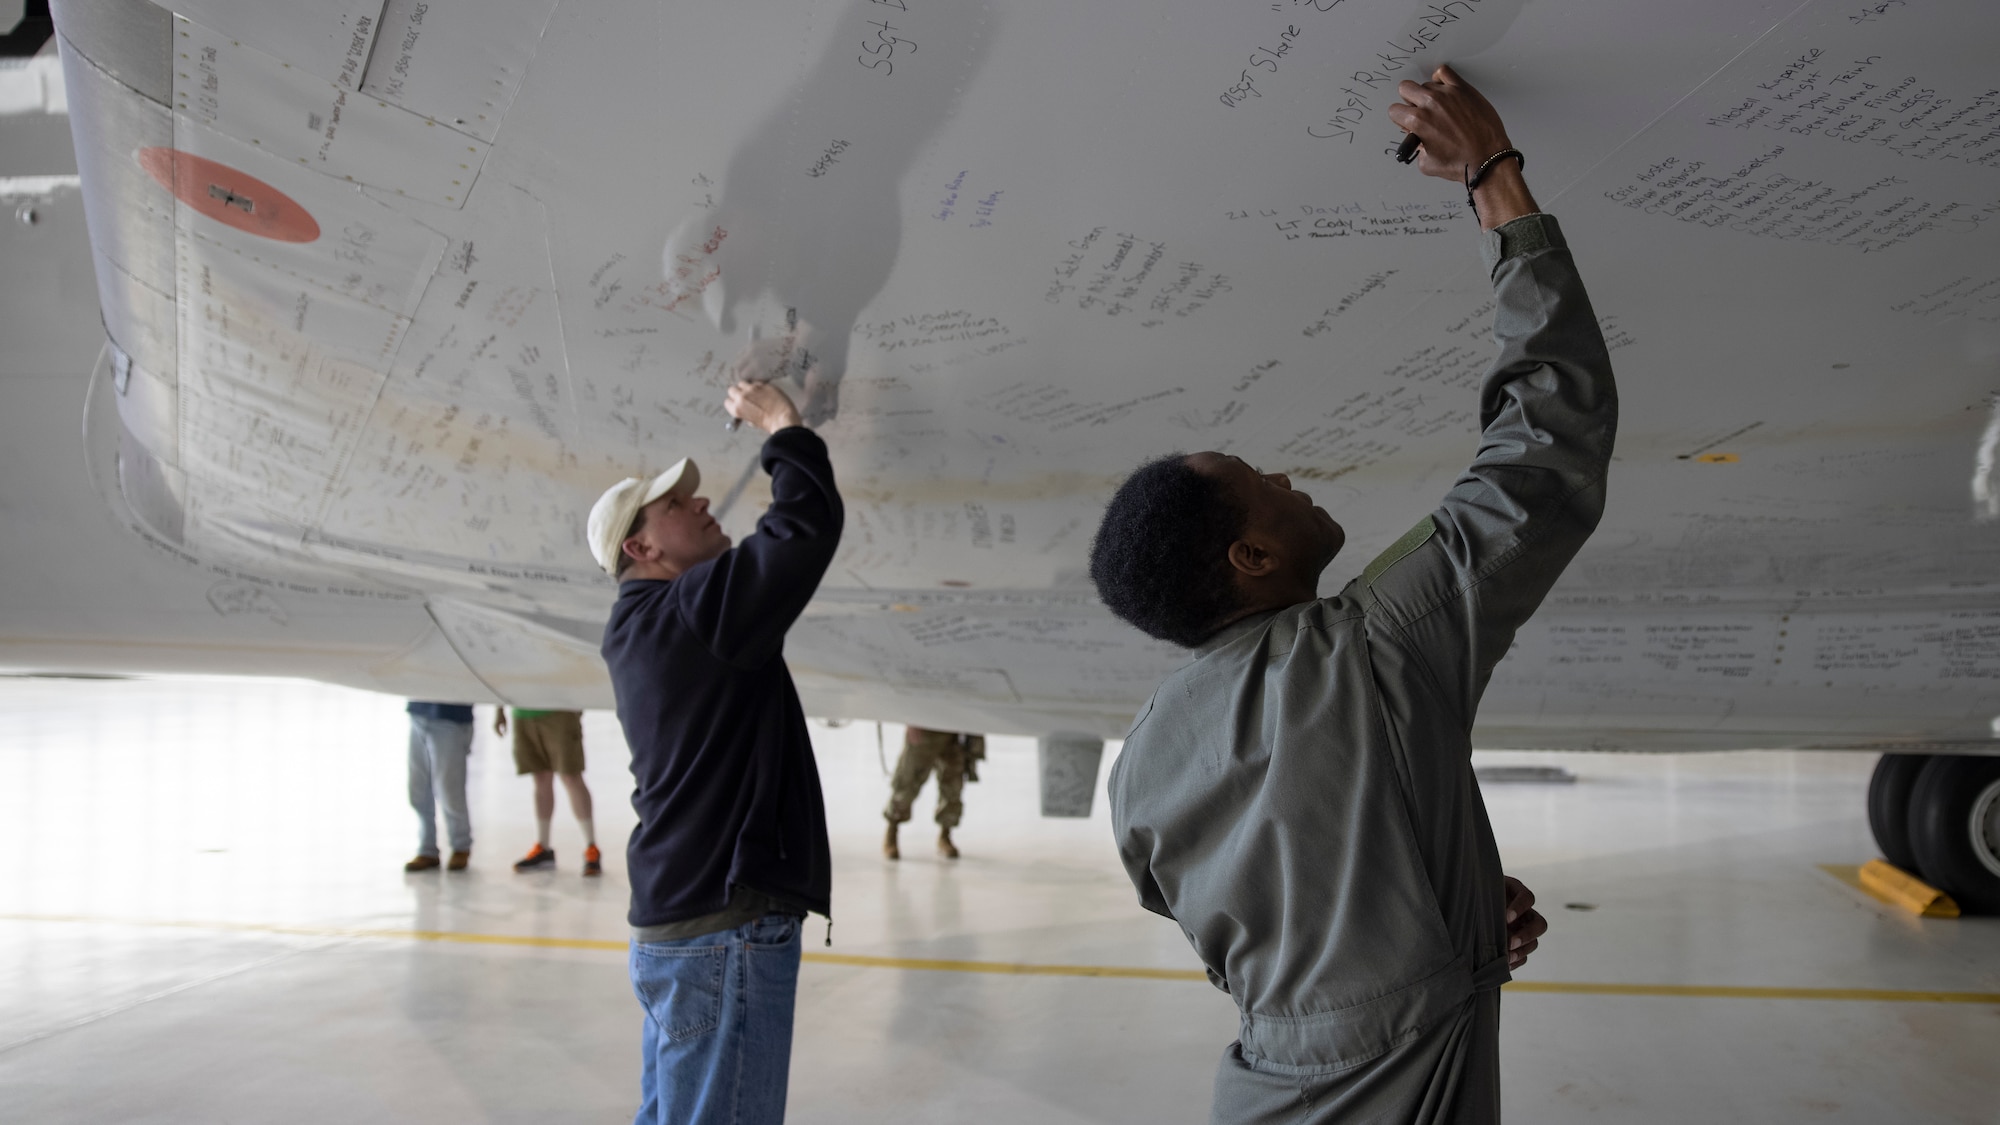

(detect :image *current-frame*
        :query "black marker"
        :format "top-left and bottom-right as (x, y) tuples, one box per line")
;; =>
(1395, 133), (1422, 164)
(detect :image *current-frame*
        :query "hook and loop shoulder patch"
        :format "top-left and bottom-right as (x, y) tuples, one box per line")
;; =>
(1362, 515), (1437, 590)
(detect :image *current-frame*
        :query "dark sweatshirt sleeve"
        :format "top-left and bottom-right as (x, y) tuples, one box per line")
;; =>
(674, 426), (844, 669)
(1358, 213), (1619, 731)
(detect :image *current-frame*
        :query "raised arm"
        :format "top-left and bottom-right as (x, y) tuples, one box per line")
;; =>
(677, 382), (844, 668)
(1363, 68), (1619, 728)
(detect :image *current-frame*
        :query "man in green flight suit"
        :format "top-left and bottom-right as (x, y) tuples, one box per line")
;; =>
(1091, 67), (1611, 1123)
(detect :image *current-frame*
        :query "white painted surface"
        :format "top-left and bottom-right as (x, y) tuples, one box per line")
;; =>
(0, 677), (1993, 1122)
(15, 0), (2000, 744)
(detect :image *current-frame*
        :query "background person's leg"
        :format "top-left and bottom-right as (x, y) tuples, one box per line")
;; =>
(432, 719), (473, 857)
(560, 776), (596, 860)
(934, 741), (966, 829)
(934, 739), (967, 857)
(533, 771), (556, 846)
(882, 734), (938, 825)
(515, 714), (558, 869)
(559, 771), (594, 828)
(407, 718), (438, 858)
(515, 768), (558, 870)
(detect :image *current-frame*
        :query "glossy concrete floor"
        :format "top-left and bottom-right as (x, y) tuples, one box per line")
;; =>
(0, 677), (1994, 1123)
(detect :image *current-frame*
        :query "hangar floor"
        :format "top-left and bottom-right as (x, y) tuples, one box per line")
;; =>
(0, 676), (1993, 1123)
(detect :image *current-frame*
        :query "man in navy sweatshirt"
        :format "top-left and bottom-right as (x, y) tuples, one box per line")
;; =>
(589, 377), (843, 1125)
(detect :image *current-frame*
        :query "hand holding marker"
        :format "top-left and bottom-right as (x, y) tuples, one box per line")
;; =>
(713, 312), (812, 521)
(724, 307), (813, 431)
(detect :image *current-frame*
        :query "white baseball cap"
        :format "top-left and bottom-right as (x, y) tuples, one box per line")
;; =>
(586, 458), (701, 575)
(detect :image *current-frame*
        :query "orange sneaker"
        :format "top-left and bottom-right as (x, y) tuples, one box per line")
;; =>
(583, 845), (602, 877)
(513, 843), (555, 871)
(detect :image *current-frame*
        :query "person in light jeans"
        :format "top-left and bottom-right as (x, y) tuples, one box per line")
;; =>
(592, 375), (842, 1125)
(404, 701), (475, 872)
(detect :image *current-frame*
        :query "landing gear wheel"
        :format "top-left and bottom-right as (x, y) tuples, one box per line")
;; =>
(1908, 756), (2000, 915)
(1866, 753), (1930, 873)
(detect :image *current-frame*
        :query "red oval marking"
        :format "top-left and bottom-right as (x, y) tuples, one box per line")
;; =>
(136, 147), (320, 243)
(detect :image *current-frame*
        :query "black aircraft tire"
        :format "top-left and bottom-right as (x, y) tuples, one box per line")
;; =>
(1908, 756), (2000, 916)
(1866, 753), (1929, 873)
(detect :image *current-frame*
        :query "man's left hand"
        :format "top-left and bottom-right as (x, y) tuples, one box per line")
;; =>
(1388, 65), (1537, 230)
(1503, 875), (1547, 970)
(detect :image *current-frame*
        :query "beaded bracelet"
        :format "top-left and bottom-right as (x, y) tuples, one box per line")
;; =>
(1463, 148), (1525, 218)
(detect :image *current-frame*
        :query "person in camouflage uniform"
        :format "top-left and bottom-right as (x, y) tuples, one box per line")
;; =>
(883, 726), (984, 859)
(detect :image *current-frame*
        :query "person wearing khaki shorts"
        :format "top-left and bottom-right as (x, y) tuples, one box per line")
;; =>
(496, 708), (601, 875)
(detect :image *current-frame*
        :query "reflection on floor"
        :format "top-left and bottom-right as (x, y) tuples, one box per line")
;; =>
(0, 676), (1993, 1123)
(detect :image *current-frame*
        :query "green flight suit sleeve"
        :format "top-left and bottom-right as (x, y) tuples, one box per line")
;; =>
(1360, 213), (1619, 737)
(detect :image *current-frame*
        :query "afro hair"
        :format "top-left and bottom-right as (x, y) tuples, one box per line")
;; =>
(1088, 454), (1247, 648)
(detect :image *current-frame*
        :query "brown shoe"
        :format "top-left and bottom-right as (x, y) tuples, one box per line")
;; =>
(405, 854), (441, 872)
(882, 823), (900, 861)
(937, 829), (960, 860)
(447, 850), (470, 871)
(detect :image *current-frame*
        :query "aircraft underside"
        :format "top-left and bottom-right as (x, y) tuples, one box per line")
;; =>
(2, 0), (1997, 904)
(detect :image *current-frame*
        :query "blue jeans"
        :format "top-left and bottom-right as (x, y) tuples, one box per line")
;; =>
(407, 715), (473, 856)
(630, 913), (803, 1125)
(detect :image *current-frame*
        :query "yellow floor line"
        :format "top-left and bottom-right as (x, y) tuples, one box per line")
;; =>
(1500, 980), (1998, 1004)
(5, 912), (1997, 1004)
(805, 951), (1204, 981)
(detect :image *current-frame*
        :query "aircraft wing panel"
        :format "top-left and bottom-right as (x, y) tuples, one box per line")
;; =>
(9, 0), (1998, 744)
